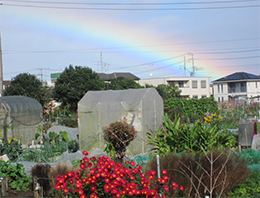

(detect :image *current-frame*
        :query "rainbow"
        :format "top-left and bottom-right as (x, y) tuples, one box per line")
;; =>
(1, 5), (248, 81)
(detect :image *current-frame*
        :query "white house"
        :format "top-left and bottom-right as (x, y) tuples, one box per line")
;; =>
(212, 72), (260, 103)
(139, 77), (212, 99)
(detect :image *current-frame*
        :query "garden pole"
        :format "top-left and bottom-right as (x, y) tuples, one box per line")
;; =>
(156, 154), (160, 179)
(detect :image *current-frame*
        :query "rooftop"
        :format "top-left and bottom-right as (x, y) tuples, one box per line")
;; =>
(213, 72), (260, 82)
(97, 72), (140, 81)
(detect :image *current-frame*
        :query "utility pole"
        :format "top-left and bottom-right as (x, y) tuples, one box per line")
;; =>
(100, 52), (103, 73)
(184, 55), (186, 77)
(37, 68), (49, 82)
(187, 53), (203, 77)
(0, 29), (3, 96)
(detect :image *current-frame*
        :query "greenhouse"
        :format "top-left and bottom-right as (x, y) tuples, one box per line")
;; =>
(0, 96), (43, 144)
(78, 88), (164, 154)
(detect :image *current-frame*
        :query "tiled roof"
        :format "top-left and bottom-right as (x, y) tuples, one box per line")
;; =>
(97, 72), (140, 81)
(213, 72), (260, 82)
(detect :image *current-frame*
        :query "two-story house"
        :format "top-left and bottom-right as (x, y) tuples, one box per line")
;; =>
(212, 72), (260, 103)
(139, 77), (212, 99)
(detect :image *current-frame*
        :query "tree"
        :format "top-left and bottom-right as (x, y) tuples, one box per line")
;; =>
(3, 73), (51, 108)
(53, 65), (104, 112)
(156, 83), (181, 100)
(108, 77), (142, 90)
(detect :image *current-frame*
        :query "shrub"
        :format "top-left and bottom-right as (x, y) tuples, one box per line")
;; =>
(48, 162), (73, 197)
(31, 164), (52, 196)
(103, 120), (137, 161)
(52, 151), (183, 198)
(0, 138), (22, 162)
(147, 115), (236, 155)
(145, 150), (250, 198)
(0, 161), (31, 192)
(164, 96), (218, 123)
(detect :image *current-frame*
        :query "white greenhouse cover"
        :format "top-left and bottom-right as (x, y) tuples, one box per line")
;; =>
(78, 88), (163, 155)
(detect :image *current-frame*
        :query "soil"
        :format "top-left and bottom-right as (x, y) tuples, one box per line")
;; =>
(2, 190), (34, 198)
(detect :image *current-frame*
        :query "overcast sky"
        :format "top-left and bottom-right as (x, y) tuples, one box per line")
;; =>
(1, 0), (259, 82)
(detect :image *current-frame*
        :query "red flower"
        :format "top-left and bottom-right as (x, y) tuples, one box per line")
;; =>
(91, 156), (97, 161)
(88, 163), (93, 168)
(63, 188), (69, 193)
(82, 157), (90, 163)
(163, 185), (169, 192)
(78, 189), (84, 195)
(161, 169), (167, 175)
(130, 161), (135, 166)
(80, 195), (86, 198)
(172, 182), (178, 190)
(162, 175), (169, 181)
(80, 163), (86, 169)
(180, 185), (184, 191)
(90, 185), (96, 192)
(82, 151), (89, 156)
(149, 189), (157, 196)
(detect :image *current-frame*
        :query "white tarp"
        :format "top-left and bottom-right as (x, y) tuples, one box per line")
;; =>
(78, 88), (163, 155)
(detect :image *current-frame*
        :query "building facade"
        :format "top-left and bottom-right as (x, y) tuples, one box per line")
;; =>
(139, 77), (212, 99)
(212, 72), (260, 103)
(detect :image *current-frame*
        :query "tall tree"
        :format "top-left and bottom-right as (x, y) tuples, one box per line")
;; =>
(3, 73), (51, 108)
(108, 77), (142, 90)
(156, 83), (181, 100)
(53, 65), (104, 112)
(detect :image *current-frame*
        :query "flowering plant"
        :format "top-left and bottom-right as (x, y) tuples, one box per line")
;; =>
(204, 113), (222, 124)
(103, 121), (137, 161)
(0, 138), (22, 162)
(53, 151), (183, 198)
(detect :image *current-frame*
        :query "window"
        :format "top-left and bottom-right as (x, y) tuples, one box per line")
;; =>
(178, 81), (184, 88)
(193, 95), (198, 99)
(256, 82), (258, 88)
(192, 80), (197, 88)
(228, 82), (247, 93)
(218, 97), (220, 102)
(201, 80), (206, 88)
(218, 84), (220, 93)
(201, 95), (207, 98)
(222, 97), (224, 102)
(221, 84), (223, 93)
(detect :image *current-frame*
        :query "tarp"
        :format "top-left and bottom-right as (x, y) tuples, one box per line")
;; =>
(0, 96), (43, 143)
(78, 88), (164, 155)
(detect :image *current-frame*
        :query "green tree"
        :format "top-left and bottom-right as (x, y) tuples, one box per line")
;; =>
(3, 73), (51, 108)
(156, 83), (181, 100)
(53, 65), (104, 112)
(108, 77), (142, 90)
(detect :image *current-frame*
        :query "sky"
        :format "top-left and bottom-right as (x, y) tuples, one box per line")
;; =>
(0, 0), (259, 82)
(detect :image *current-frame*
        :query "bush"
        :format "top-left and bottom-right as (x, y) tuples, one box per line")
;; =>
(103, 120), (137, 161)
(48, 162), (73, 197)
(145, 150), (250, 197)
(147, 115), (236, 155)
(52, 151), (183, 198)
(31, 164), (52, 196)
(0, 138), (22, 162)
(0, 161), (31, 192)
(164, 96), (218, 123)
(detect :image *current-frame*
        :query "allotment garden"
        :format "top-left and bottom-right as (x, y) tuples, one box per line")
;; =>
(0, 96), (260, 198)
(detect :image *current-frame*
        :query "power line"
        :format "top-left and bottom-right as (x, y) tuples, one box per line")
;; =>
(2, 2), (259, 10)
(4, 0), (259, 6)
(2, 37), (259, 55)
(196, 55), (260, 61)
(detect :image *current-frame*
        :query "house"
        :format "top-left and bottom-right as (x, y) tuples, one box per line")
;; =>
(139, 77), (212, 99)
(212, 72), (260, 103)
(2, 80), (10, 91)
(97, 72), (140, 83)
